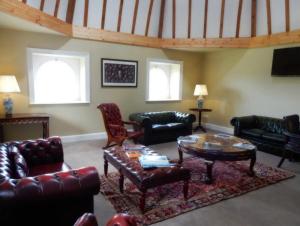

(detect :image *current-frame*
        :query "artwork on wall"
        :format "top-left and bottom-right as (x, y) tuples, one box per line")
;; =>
(101, 58), (138, 87)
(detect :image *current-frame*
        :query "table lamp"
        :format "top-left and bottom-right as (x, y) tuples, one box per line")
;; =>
(193, 84), (208, 108)
(0, 75), (20, 115)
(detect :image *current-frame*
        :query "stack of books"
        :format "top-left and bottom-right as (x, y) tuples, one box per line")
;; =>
(138, 155), (173, 169)
(124, 144), (145, 160)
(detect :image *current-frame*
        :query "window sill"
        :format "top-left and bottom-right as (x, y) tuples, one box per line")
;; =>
(146, 99), (182, 103)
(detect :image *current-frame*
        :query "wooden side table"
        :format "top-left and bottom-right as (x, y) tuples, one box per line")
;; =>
(0, 113), (50, 142)
(189, 108), (212, 132)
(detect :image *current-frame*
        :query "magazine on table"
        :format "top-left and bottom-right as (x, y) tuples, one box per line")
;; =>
(139, 155), (174, 168)
(177, 135), (198, 144)
(233, 143), (256, 150)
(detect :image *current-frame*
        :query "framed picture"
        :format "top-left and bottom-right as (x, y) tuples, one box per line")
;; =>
(101, 58), (138, 87)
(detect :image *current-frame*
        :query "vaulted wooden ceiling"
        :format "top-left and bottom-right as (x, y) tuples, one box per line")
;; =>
(1, 0), (300, 49)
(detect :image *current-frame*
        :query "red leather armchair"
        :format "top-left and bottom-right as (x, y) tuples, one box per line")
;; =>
(0, 137), (100, 226)
(74, 213), (137, 226)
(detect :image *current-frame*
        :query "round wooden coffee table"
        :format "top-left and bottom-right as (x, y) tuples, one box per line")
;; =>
(177, 133), (256, 184)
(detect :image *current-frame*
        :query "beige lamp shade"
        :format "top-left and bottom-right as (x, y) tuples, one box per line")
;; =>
(0, 75), (20, 93)
(194, 84), (208, 96)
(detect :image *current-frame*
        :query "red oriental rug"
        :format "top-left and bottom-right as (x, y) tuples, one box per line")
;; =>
(100, 158), (294, 225)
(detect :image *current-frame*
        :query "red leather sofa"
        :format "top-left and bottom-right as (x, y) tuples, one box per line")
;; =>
(74, 213), (137, 226)
(0, 137), (100, 226)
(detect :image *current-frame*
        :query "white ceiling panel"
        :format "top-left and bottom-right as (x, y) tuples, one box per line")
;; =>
(270, 0), (285, 34)
(27, 0), (41, 9)
(175, 0), (188, 38)
(256, 0), (267, 36)
(134, 0), (149, 35)
(191, 0), (205, 39)
(290, 0), (300, 30)
(239, 0), (251, 37)
(104, 0), (120, 31)
(162, 0), (172, 38)
(43, 0), (55, 16)
(57, 0), (68, 21)
(148, 0), (161, 37)
(223, 0), (239, 38)
(121, 0), (135, 33)
(206, 0), (222, 38)
(73, 0), (84, 26)
(88, 0), (102, 28)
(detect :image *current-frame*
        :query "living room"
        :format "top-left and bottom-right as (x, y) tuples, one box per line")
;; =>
(0, 1), (300, 226)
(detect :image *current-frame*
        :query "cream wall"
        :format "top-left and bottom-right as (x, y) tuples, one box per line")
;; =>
(0, 29), (203, 141)
(202, 45), (300, 128)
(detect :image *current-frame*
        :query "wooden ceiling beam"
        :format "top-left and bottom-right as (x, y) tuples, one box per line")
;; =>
(40, 0), (45, 11)
(145, 0), (154, 36)
(117, 0), (124, 32)
(172, 0), (176, 38)
(203, 0), (208, 38)
(235, 0), (243, 38)
(66, 0), (76, 24)
(188, 0), (192, 39)
(219, 0), (225, 38)
(131, 0), (139, 34)
(158, 0), (166, 38)
(54, 0), (60, 17)
(251, 0), (256, 37)
(101, 0), (107, 29)
(285, 0), (290, 32)
(266, 0), (271, 35)
(83, 0), (89, 27)
(22, 0), (26, 3)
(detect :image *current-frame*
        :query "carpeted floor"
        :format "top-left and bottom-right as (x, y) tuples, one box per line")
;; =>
(63, 137), (300, 226)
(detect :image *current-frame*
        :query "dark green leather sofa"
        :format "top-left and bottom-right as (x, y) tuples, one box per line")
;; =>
(230, 115), (299, 156)
(129, 111), (196, 145)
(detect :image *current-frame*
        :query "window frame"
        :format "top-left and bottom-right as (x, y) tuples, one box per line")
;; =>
(27, 48), (90, 105)
(146, 58), (183, 102)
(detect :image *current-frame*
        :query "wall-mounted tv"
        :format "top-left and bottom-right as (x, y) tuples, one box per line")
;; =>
(271, 47), (300, 77)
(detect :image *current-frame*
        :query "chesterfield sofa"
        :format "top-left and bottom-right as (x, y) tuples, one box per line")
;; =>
(0, 137), (100, 226)
(230, 115), (299, 156)
(129, 111), (196, 145)
(74, 213), (137, 226)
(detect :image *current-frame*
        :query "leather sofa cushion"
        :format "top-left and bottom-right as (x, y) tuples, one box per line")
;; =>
(29, 162), (72, 177)
(13, 151), (29, 178)
(262, 133), (286, 143)
(241, 129), (265, 137)
(146, 112), (176, 124)
(152, 123), (185, 131)
(256, 116), (284, 134)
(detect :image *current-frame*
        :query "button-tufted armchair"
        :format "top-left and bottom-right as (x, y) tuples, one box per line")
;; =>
(74, 213), (137, 226)
(0, 137), (100, 226)
(98, 103), (143, 148)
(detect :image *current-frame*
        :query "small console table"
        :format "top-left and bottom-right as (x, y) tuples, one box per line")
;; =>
(189, 108), (212, 132)
(0, 113), (50, 142)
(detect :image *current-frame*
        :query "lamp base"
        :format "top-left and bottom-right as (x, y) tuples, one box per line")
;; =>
(3, 97), (13, 115)
(197, 99), (204, 109)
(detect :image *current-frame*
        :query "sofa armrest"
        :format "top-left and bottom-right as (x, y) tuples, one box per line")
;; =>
(74, 213), (98, 226)
(230, 116), (256, 136)
(106, 214), (137, 226)
(175, 112), (196, 124)
(0, 166), (100, 206)
(129, 114), (152, 129)
(13, 137), (64, 167)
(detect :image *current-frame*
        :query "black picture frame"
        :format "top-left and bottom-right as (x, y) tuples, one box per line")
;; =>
(101, 58), (138, 87)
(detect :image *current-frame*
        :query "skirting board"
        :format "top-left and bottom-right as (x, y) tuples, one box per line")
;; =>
(61, 122), (233, 143)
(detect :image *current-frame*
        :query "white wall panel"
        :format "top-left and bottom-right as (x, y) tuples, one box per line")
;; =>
(206, 0), (222, 38)
(239, 0), (251, 37)
(135, 0), (149, 35)
(105, 0), (120, 31)
(148, 0), (161, 37)
(57, 0), (68, 21)
(290, 0), (300, 30)
(223, 0), (239, 38)
(73, 0), (84, 26)
(270, 0), (285, 34)
(175, 0), (188, 38)
(43, 0), (55, 16)
(121, 0), (135, 33)
(256, 0), (267, 36)
(162, 0), (172, 38)
(191, 0), (205, 38)
(87, 0), (102, 28)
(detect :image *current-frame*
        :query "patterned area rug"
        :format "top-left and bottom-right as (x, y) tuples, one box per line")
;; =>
(100, 158), (294, 225)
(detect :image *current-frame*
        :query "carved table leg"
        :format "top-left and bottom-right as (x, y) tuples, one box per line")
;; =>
(205, 160), (214, 184)
(140, 189), (147, 213)
(42, 121), (49, 138)
(119, 172), (124, 193)
(104, 157), (108, 177)
(183, 179), (189, 200)
(248, 154), (256, 177)
(178, 147), (183, 164)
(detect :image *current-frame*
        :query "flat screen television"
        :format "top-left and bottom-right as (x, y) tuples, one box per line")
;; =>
(271, 47), (300, 76)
